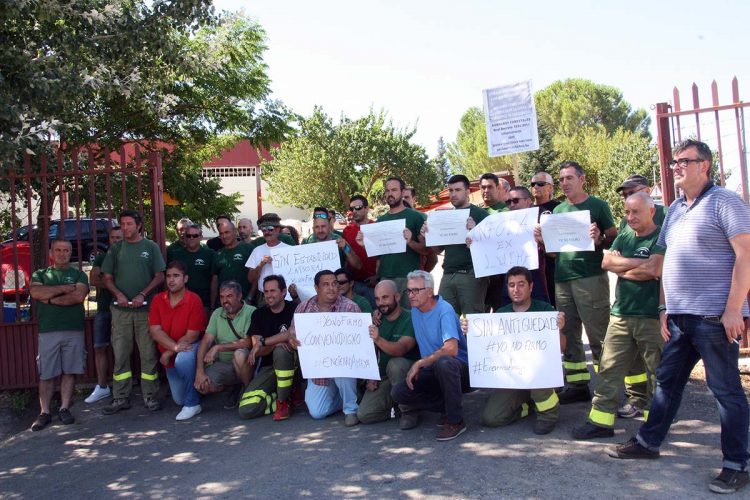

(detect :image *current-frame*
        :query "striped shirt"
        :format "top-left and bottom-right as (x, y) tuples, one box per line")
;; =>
(658, 183), (750, 316)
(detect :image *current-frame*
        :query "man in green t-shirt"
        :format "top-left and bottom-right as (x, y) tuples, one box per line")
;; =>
(572, 192), (666, 440)
(29, 240), (89, 431)
(101, 209), (166, 415)
(424, 174), (489, 315)
(165, 217), (193, 262)
(461, 266), (565, 436)
(357, 280), (420, 424)
(335, 268), (372, 313)
(211, 221), (253, 306)
(303, 207), (361, 270)
(536, 161), (618, 404)
(479, 172), (510, 214)
(171, 223), (216, 311)
(616, 174), (667, 231)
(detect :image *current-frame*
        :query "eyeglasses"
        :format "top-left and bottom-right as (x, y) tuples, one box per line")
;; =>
(313, 213), (329, 219)
(508, 197), (530, 204)
(261, 225), (277, 232)
(530, 181), (549, 187)
(185, 234), (201, 239)
(349, 205), (365, 211)
(405, 287), (426, 295)
(669, 158), (705, 169)
(336, 279), (350, 285)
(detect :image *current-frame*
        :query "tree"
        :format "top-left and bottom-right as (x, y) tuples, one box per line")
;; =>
(446, 107), (514, 180)
(432, 137), (451, 184)
(263, 107), (441, 212)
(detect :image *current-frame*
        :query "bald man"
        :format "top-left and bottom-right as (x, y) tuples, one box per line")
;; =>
(356, 280), (420, 424)
(237, 218), (255, 244)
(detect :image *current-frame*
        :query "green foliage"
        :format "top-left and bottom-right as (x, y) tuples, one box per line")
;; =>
(431, 137), (451, 184)
(446, 107), (514, 180)
(5, 390), (32, 413)
(263, 107), (441, 212)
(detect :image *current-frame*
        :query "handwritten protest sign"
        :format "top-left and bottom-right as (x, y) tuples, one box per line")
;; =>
(271, 240), (339, 298)
(296, 312), (380, 380)
(466, 311), (563, 389)
(359, 219), (406, 257)
(483, 80), (539, 157)
(468, 207), (539, 277)
(426, 209), (470, 247)
(540, 211), (594, 252)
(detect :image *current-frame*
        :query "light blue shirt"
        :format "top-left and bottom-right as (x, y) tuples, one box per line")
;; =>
(410, 296), (468, 363)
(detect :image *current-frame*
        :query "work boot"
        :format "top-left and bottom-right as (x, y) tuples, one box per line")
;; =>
(58, 408), (75, 425)
(31, 413), (51, 432)
(102, 398), (131, 415)
(557, 385), (591, 404)
(290, 381), (305, 409)
(144, 397), (162, 412)
(572, 421), (614, 440)
(533, 419), (557, 435)
(223, 384), (242, 409)
(399, 412), (419, 430)
(344, 413), (360, 427)
(273, 399), (290, 421)
(606, 437), (660, 459)
(709, 468), (749, 494)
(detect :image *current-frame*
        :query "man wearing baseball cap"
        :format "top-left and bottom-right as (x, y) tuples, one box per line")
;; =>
(616, 175), (666, 230)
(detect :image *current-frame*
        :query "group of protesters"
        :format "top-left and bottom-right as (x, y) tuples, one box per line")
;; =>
(27, 139), (750, 494)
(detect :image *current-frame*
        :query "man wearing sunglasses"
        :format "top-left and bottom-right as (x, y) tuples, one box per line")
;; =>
(505, 187), (549, 303)
(170, 224), (216, 315)
(246, 213), (290, 306)
(302, 206), (361, 272)
(343, 195), (378, 308)
(531, 172), (560, 307)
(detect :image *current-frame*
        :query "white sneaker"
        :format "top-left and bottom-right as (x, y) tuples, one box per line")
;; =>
(175, 405), (202, 421)
(84, 385), (111, 404)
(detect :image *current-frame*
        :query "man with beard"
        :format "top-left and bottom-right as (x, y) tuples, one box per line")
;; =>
(342, 195), (378, 307)
(303, 206), (361, 271)
(356, 280), (420, 424)
(479, 173), (509, 214)
(237, 218), (255, 244)
(246, 213), (290, 307)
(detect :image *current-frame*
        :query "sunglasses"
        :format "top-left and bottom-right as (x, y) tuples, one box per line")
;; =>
(349, 205), (365, 211)
(530, 181), (549, 187)
(261, 225), (277, 232)
(336, 279), (350, 285)
(508, 197), (530, 204)
(185, 234), (201, 239)
(313, 213), (329, 219)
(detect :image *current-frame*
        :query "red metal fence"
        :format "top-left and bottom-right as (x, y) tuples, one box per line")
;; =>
(0, 146), (166, 389)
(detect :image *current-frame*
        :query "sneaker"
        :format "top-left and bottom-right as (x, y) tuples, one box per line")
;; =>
(273, 399), (290, 421)
(709, 468), (749, 494)
(175, 405), (202, 421)
(557, 385), (591, 405)
(102, 398), (131, 415)
(58, 408), (75, 425)
(223, 384), (242, 409)
(534, 419), (557, 435)
(572, 421), (614, 440)
(399, 412), (419, 430)
(31, 413), (51, 432)
(617, 403), (643, 419)
(344, 413), (360, 427)
(606, 437), (660, 459)
(144, 397), (162, 412)
(436, 420), (467, 441)
(84, 385), (111, 404)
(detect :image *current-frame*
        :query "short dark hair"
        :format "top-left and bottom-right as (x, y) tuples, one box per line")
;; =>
(166, 260), (188, 274)
(448, 174), (470, 189)
(479, 173), (499, 185)
(385, 176), (406, 190)
(404, 186), (416, 196)
(119, 209), (142, 229)
(312, 206), (329, 216)
(506, 266), (533, 284)
(263, 274), (287, 291)
(215, 214), (231, 224)
(350, 195), (368, 207)
(559, 161), (585, 176)
(673, 139), (713, 169)
(257, 212), (281, 227)
(109, 225), (121, 234)
(510, 186), (533, 199)
(334, 268), (352, 281)
(314, 269), (336, 286)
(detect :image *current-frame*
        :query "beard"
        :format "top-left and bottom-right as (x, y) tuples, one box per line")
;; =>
(378, 300), (397, 316)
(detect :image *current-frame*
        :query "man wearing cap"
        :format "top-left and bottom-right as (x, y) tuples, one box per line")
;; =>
(616, 175), (666, 230)
(246, 213), (290, 307)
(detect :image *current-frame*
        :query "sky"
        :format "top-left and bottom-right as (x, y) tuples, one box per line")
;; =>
(214, 0), (749, 185)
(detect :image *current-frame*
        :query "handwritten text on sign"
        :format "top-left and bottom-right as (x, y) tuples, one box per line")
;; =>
(466, 311), (563, 389)
(359, 219), (406, 257)
(296, 312), (380, 380)
(540, 210), (594, 252)
(468, 207), (539, 277)
(271, 240), (340, 298)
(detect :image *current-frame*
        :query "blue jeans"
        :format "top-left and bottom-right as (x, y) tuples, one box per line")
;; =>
(305, 378), (358, 418)
(637, 314), (749, 471)
(165, 342), (200, 408)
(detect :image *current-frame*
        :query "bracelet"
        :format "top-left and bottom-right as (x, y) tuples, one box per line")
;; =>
(137, 291), (146, 298)
(657, 304), (667, 313)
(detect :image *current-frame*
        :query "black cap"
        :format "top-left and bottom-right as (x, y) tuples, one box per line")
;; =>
(616, 174), (650, 192)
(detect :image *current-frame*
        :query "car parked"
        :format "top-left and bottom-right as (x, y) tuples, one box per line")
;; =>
(1, 218), (114, 263)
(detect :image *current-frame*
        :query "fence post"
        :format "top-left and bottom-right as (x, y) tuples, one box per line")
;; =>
(655, 102), (675, 206)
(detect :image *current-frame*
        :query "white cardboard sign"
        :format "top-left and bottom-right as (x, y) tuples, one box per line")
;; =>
(359, 219), (406, 257)
(540, 211), (594, 252)
(425, 209), (470, 247)
(271, 240), (340, 298)
(468, 207), (539, 277)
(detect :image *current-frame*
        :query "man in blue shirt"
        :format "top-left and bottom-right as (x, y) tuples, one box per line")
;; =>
(390, 270), (471, 441)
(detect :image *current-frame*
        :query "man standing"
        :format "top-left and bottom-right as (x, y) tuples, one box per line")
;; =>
(292, 270), (362, 426)
(572, 192), (665, 439)
(195, 280), (255, 409)
(607, 140), (750, 495)
(237, 218), (255, 244)
(212, 220), (253, 306)
(342, 195), (378, 306)
(479, 173), (509, 214)
(303, 207), (361, 271)
(616, 174), (666, 230)
(246, 213), (290, 306)
(172, 224), (216, 312)
(149, 261), (207, 421)
(166, 217), (193, 261)
(206, 214), (232, 251)
(239, 275), (298, 421)
(29, 240), (89, 431)
(402, 186), (416, 209)
(84, 225), (123, 404)
(425, 174), (488, 315)
(357, 280), (420, 424)
(538, 161), (617, 403)
(391, 270), (471, 441)
(101, 209), (165, 414)
(505, 186), (549, 303)
(335, 268), (372, 313)
(531, 172), (561, 306)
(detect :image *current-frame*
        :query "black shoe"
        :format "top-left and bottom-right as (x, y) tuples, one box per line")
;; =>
(533, 419), (557, 435)
(557, 386), (591, 405)
(102, 398), (132, 415)
(617, 403), (643, 419)
(31, 413), (51, 432)
(58, 408), (75, 425)
(606, 437), (660, 459)
(709, 468), (749, 494)
(144, 397), (162, 412)
(224, 384), (242, 409)
(572, 421), (614, 440)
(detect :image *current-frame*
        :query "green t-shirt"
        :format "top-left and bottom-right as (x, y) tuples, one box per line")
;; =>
(618, 204), (667, 232)
(485, 201), (509, 214)
(376, 208), (426, 279)
(206, 304), (256, 363)
(175, 246), (216, 307)
(31, 266), (89, 333)
(213, 243), (253, 297)
(101, 238), (166, 310)
(248, 233), (297, 253)
(377, 309), (420, 374)
(93, 253), (112, 313)
(553, 196), (615, 282)
(610, 227), (666, 318)
(497, 299), (556, 313)
(351, 293), (373, 313)
(166, 241), (186, 262)
(443, 204), (489, 273)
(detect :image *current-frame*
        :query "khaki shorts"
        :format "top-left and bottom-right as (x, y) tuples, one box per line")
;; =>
(37, 330), (86, 380)
(204, 360), (240, 387)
